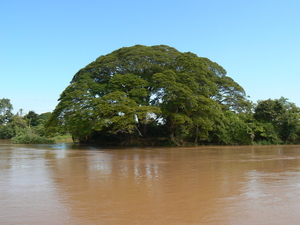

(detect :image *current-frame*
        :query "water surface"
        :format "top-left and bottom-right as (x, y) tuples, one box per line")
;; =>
(1, 141), (300, 224)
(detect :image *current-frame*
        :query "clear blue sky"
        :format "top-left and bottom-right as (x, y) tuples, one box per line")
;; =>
(1, 0), (300, 114)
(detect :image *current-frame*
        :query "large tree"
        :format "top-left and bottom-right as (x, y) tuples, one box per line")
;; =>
(46, 45), (248, 145)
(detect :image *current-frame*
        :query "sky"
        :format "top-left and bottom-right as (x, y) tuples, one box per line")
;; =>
(1, 0), (300, 114)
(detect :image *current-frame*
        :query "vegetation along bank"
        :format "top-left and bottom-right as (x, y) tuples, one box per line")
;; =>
(1, 45), (300, 145)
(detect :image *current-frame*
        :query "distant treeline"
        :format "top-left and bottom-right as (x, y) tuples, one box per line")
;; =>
(2, 45), (300, 145)
(0, 99), (54, 143)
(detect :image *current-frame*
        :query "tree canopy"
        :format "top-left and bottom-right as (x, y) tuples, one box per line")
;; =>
(2, 45), (300, 146)
(46, 45), (250, 145)
(253, 97), (300, 144)
(0, 98), (13, 125)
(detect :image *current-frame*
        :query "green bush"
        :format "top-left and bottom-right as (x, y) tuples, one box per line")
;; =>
(11, 132), (55, 144)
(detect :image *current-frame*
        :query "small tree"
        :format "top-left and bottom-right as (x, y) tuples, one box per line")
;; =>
(24, 111), (39, 127)
(0, 98), (13, 125)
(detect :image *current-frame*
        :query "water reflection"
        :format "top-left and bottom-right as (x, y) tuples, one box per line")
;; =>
(1, 142), (300, 224)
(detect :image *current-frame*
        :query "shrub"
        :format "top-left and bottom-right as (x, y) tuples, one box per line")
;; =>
(11, 130), (55, 144)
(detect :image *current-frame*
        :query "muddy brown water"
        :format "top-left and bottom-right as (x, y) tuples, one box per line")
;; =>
(1, 140), (300, 224)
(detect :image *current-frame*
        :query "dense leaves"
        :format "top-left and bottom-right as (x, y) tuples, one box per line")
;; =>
(0, 98), (13, 125)
(2, 45), (300, 146)
(254, 97), (300, 143)
(46, 45), (250, 145)
(0, 107), (55, 144)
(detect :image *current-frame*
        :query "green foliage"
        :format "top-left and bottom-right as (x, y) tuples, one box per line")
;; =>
(0, 105), (56, 144)
(24, 111), (39, 126)
(45, 45), (250, 145)
(0, 115), (27, 139)
(0, 124), (15, 139)
(0, 98), (13, 125)
(253, 97), (300, 143)
(37, 112), (51, 122)
(51, 134), (72, 142)
(252, 121), (281, 144)
(254, 99), (284, 123)
(3, 64), (300, 146)
(211, 111), (253, 145)
(11, 128), (55, 144)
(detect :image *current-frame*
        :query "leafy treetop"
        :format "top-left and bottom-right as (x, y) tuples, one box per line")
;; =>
(46, 45), (248, 145)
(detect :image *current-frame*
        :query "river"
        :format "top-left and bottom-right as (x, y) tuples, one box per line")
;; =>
(1, 140), (300, 224)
